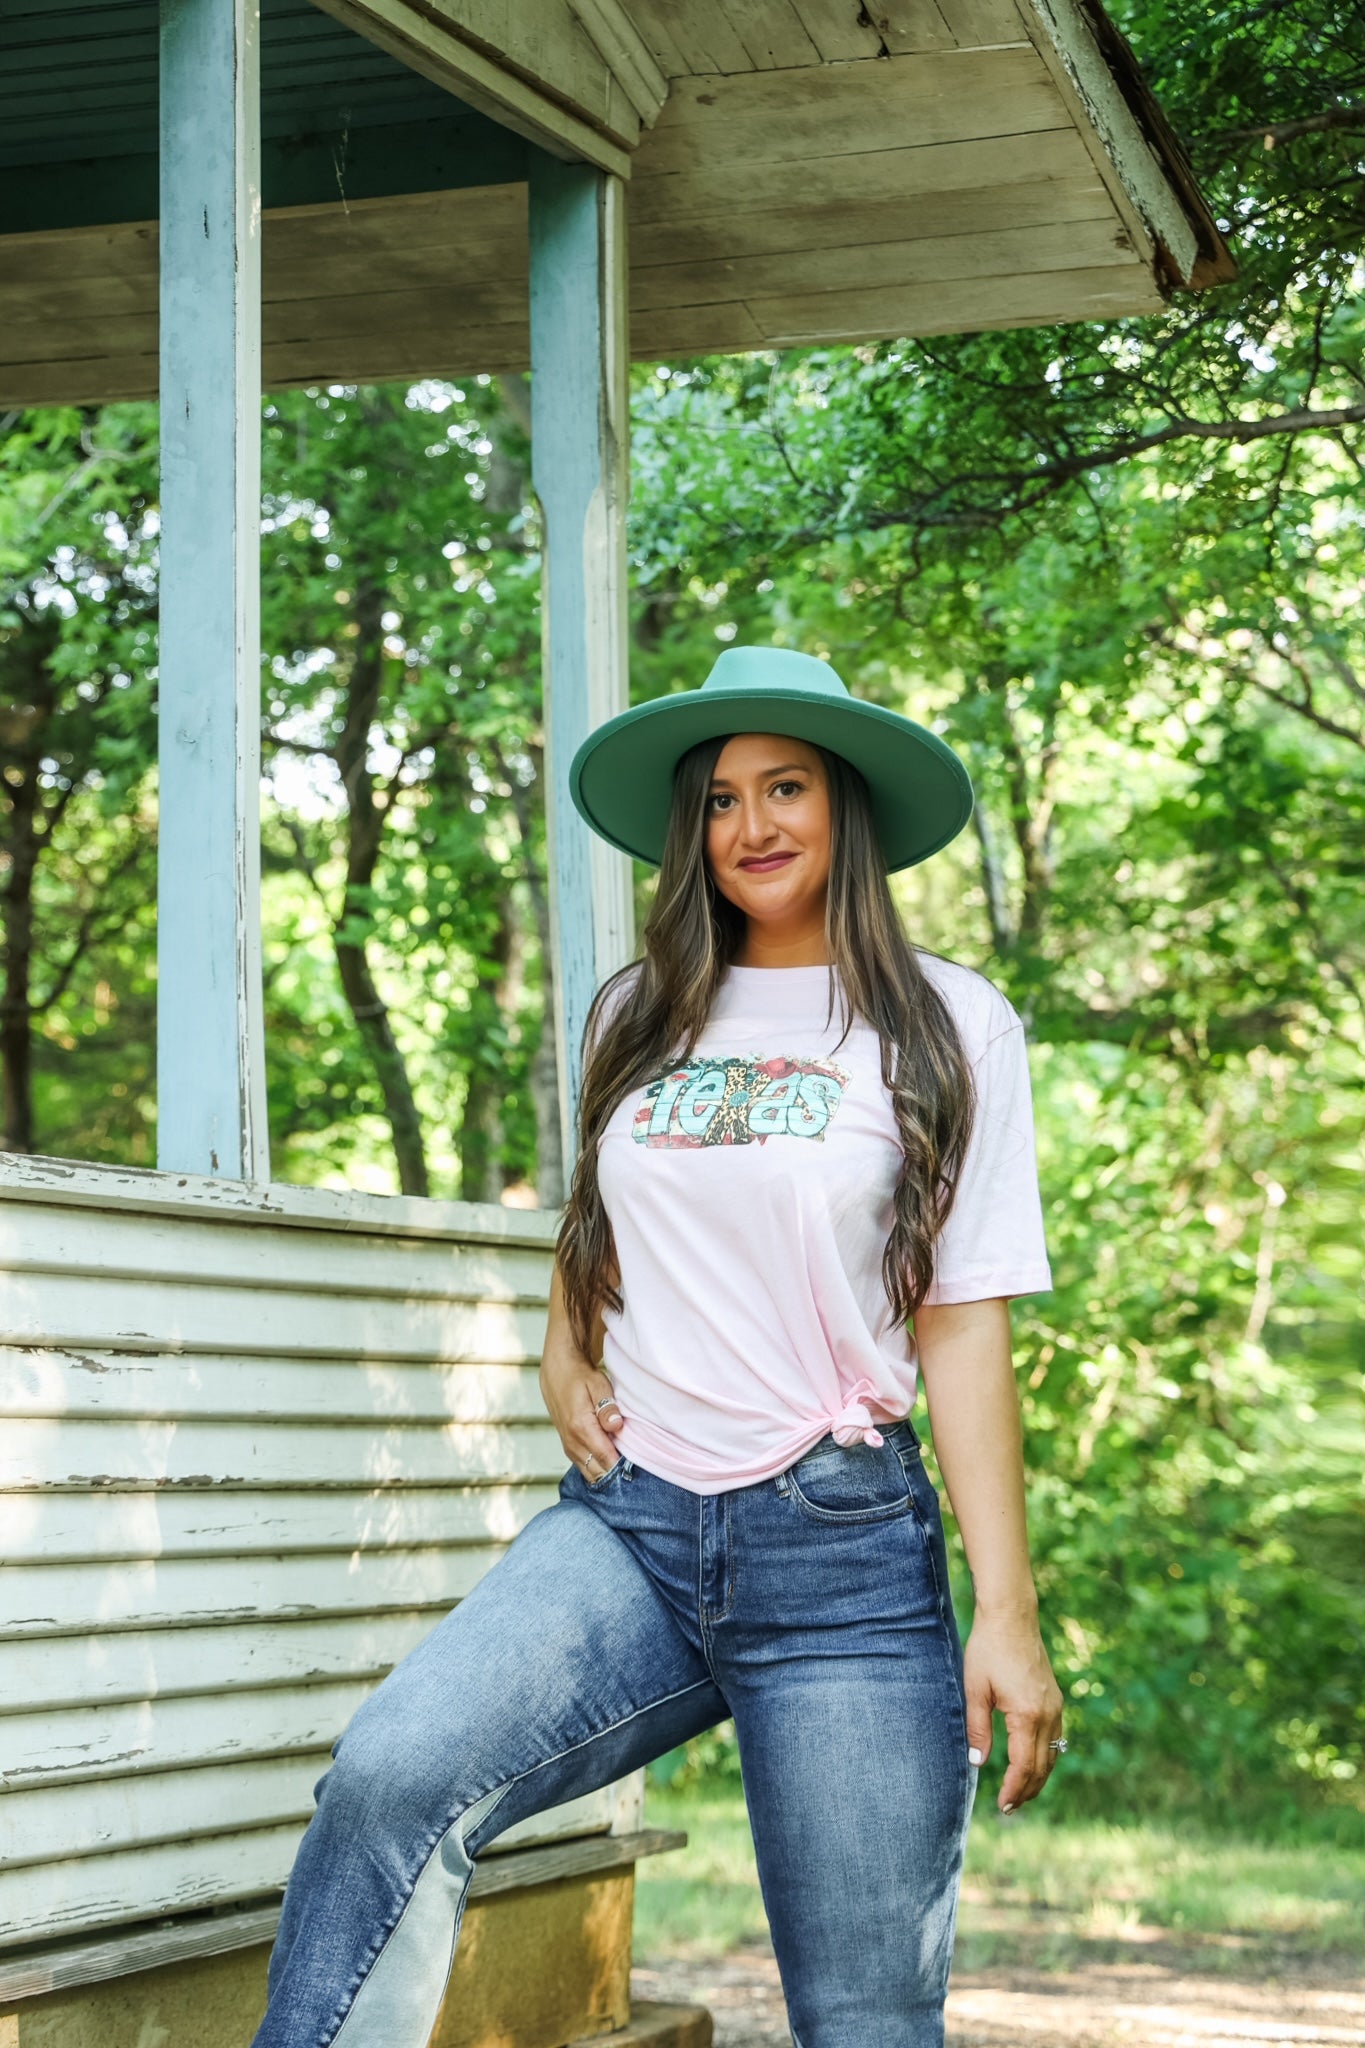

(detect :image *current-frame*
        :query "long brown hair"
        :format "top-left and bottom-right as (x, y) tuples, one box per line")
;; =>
(555, 733), (978, 1362)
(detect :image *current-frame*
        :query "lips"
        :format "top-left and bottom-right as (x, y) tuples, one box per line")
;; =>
(738, 853), (796, 872)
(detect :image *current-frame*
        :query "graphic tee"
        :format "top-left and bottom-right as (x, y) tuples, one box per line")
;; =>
(592, 955), (1052, 1495)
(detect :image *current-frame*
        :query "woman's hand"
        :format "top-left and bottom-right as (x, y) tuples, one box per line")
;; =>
(963, 1610), (1065, 1813)
(540, 1258), (625, 1483)
(540, 1353), (625, 1483)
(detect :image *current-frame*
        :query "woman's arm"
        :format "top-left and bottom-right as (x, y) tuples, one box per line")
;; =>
(914, 1295), (1064, 1814)
(539, 1257), (625, 1483)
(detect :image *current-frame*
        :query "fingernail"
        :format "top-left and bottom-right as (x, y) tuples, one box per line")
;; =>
(1002, 1803), (1015, 1814)
(968, 1748), (983, 1766)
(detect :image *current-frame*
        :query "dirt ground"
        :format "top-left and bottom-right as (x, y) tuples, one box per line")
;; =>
(632, 1936), (1365, 2047)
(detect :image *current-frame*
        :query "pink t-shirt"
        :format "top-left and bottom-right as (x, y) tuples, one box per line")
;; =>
(592, 953), (1051, 1495)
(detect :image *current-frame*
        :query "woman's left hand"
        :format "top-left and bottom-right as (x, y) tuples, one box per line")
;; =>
(963, 1611), (1065, 1814)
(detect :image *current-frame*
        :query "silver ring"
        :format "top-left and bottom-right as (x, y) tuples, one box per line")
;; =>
(1048, 1738), (1068, 1753)
(585, 1453), (596, 1472)
(594, 1394), (617, 1413)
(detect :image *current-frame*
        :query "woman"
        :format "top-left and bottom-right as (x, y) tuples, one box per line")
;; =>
(252, 645), (1064, 2048)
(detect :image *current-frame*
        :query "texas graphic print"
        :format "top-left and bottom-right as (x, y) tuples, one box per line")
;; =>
(633, 1053), (851, 1148)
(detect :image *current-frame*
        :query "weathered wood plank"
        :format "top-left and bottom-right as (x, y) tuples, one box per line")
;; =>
(640, 49), (1072, 175)
(636, 1), (755, 76)
(1017, 0), (1197, 280)
(308, 0), (636, 169)
(631, 214), (1134, 308)
(623, 300), (769, 355)
(747, 258), (1165, 343)
(528, 156), (635, 1181)
(156, 0), (269, 1182)
(630, 176), (1112, 267)
(785, 0), (885, 61)
(0, 1354), (545, 1426)
(722, 0), (824, 69)
(628, 121), (1096, 221)
(0, 1612), (443, 1713)
(0, 1823), (305, 1948)
(0, 1153), (561, 1248)
(0, 1543), (508, 1638)
(0, 1417), (566, 1496)
(1, 1736), (618, 1867)
(1, 1711), (357, 1813)
(0, 1205), (553, 1303)
(611, 0), (692, 77)
(944, 0), (1030, 46)
(0, 1280), (549, 1362)
(877, 0), (957, 53)
(567, 0), (669, 123)
(0, 1830), (681, 1992)
(1, 1482), (556, 1568)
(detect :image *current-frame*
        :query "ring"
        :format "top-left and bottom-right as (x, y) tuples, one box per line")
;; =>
(594, 1395), (617, 1413)
(1048, 1738), (1068, 1753)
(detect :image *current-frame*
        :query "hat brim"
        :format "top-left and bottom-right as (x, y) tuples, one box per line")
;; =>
(568, 687), (973, 873)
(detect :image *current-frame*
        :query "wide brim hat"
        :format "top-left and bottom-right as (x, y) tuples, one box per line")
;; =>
(568, 645), (973, 873)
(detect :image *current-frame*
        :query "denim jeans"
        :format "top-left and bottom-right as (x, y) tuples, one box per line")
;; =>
(251, 1417), (979, 2048)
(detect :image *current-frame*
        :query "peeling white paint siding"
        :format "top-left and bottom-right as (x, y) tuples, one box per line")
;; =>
(0, 1158), (638, 1951)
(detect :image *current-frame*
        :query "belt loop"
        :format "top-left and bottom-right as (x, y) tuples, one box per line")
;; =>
(774, 1470), (790, 1497)
(623, 1457), (635, 1481)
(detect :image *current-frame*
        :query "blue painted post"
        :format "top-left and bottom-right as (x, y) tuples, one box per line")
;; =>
(528, 154), (634, 1188)
(157, 0), (269, 1180)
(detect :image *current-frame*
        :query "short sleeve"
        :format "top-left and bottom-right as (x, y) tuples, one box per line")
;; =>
(920, 1015), (1052, 1306)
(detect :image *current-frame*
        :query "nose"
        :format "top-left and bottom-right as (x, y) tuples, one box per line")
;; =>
(736, 791), (779, 848)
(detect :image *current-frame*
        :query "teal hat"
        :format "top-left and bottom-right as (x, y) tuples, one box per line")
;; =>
(568, 645), (973, 873)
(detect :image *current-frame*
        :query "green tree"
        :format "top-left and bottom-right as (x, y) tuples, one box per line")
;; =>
(259, 377), (556, 1199)
(0, 406), (159, 1157)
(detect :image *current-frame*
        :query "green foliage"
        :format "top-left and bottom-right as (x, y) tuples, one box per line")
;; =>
(0, 405), (160, 1159)
(257, 378), (549, 1195)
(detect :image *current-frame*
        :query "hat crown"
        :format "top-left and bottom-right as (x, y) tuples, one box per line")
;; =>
(700, 646), (850, 700)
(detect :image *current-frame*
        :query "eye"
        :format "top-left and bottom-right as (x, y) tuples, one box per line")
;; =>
(773, 779), (804, 798)
(706, 792), (735, 813)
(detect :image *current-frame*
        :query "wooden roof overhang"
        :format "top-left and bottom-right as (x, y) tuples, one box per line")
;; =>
(0, 0), (1234, 407)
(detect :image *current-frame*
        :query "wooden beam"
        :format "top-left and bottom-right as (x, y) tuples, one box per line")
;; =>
(309, 0), (635, 175)
(156, 0), (269, 1182)
(567, 0), (670, 124)
(528, 154), (634, 1182)
(1017, 0), (1201, 284)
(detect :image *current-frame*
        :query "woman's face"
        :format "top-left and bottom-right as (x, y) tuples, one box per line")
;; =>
(704, 732), (832, 939)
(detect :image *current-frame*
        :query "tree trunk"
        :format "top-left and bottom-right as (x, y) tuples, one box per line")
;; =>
(331, 575), (431, 1197)
(458, 889), (522, 1205)
(331, 934), (430, 1195)
(0, 750), (38, 1154)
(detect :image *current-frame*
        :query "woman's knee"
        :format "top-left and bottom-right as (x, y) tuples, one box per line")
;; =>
(312, 1685), (455, 1839)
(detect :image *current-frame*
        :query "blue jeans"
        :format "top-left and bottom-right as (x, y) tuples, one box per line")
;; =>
(252, 1418), (978, 2048)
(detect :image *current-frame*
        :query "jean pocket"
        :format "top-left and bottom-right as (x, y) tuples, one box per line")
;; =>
(586, 1455), (626, 1491)
(785, 1437), (914, 1523)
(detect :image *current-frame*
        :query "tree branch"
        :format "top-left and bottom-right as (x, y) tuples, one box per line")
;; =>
(862, 404), (1365, 537)
(1211, 105), (1365, 146)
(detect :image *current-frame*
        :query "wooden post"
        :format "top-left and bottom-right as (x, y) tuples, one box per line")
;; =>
(157, 0), (269, 1181)
(528, 153), (634, 1183)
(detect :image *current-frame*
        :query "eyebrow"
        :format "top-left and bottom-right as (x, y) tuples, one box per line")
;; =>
(707, 762), (809, 790)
